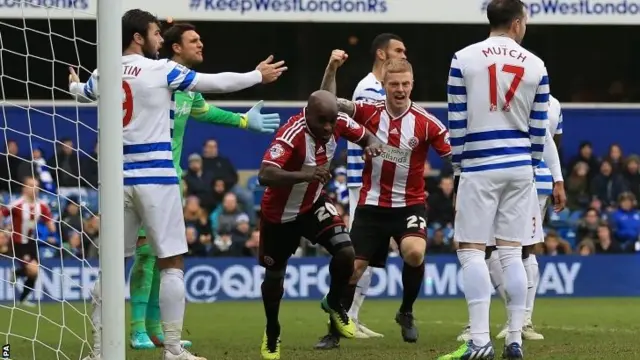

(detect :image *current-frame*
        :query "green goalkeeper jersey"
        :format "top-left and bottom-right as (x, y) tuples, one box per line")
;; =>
(171, 91), (247, 178)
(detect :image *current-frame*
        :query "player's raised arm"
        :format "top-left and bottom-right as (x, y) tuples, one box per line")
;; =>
(529, 71), (550, 167)
(320, 49), (348, 94)
(447, 55), (467, 178)
(165, 55), (287, 94)
(67, 67), (97, 103)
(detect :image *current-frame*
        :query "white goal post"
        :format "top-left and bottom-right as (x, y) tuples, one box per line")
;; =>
(0, 1), (124, 360)
(96, 0), (125, 360)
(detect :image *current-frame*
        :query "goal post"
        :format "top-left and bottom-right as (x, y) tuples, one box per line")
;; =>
(96, 0), (125, 359)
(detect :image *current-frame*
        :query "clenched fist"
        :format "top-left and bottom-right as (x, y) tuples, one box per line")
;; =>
(327, 49), (348, 70)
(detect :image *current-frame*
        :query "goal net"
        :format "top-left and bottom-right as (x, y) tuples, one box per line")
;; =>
(0, 2), (124, 359)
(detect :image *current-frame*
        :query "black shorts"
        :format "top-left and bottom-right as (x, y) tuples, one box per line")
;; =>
(350, 204), (427, 267)
(259, 194), (350, 270)
(12, 240), (38, 263)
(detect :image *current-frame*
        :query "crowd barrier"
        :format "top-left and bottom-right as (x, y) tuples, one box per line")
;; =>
(0, 255), (638, 303)
(2, 103), (638, 170)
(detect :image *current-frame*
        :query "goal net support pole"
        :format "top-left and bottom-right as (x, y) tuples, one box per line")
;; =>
(96, 0), (125, 359)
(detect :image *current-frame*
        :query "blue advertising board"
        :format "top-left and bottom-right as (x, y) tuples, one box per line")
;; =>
(1, 103), (638, 170)
(1, 255), (638, 303)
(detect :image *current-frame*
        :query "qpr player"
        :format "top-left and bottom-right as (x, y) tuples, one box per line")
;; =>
(317, 51), (452, 348)
(257, 90), (383, 360)
(439, 0), (550, 358)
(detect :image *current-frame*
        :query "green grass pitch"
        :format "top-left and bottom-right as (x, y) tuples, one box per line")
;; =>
(0, 298), (638, 359)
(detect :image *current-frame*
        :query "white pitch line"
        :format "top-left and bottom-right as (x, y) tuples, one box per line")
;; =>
(424, 320), (637, 335)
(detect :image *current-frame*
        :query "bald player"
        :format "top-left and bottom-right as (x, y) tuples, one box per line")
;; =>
(256, 90), (382, 360)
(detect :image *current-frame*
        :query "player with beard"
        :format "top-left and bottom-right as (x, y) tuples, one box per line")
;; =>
(125, 21), (281, 350)
(70, 9), (286, 360)
(315, 51), (452, 349)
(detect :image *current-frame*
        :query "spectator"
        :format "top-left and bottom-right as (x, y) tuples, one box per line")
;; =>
(567, 141), (600, 181)
(565, 161), (591, 211)
(83, 215), (100, 258)
(576, 239), (596, 256)
(210, 192), (247, 235)
(201, 139), (255, 224)
(542, 231), (572, 255)
(590, 159), (626, 209)
(232, 213), (251, 245)
(183, 196), (212, 250)
(81, 142), (98, 189)
(595, 223), (623, 254)
(427, 176), (455, 227)
(200, 178), (227, 214)
(183, 153), (213, 202)
(621, 155), (640, 204)
(0, 140), (27, 193)
(422, 160), (439, 195)
(49, 138), (81, 197)
(185, 225), (208, 257)
(575, 208), (600, 242)
(18, 143), (55, 193)
(244, 229), (260, 257)
(211, 228), (245, 256)
(605, 143), (624, 174)
(60, 197), (83, 245)
(609, 192), (640, 250)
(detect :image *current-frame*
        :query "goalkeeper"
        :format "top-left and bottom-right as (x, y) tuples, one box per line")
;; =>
(128, 21), (281, 350)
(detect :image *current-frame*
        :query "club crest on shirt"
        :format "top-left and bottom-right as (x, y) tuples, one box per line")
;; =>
(269, 143), (285, 159)
(408, 136), (419, 149)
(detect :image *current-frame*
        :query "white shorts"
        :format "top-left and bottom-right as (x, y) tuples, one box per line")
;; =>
(123, 184), (188, 259)
(522, 192), (547, 246)
(348, 187), (361, 229)
(455, 168), (534, 244)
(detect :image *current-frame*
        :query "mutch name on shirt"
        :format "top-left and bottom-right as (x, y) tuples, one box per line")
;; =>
(482, 47), (528, 63)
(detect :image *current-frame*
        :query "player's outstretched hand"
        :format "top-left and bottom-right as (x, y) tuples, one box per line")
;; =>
(68, 66), (80, 85)
(327, 49), (348, 70)
(362, 143), (383, 159)
(256, 55), (287, 84)
(552, 181), (567, 212)
(245, 100), (281, 134)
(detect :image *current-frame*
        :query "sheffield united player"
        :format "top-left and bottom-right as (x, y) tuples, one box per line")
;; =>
(347, 33), (406, 339)
(439, 1), (549, 358)
(0, 176), (57, 307)
(257, 90), (382, 360)
(318, 52), (451, 347)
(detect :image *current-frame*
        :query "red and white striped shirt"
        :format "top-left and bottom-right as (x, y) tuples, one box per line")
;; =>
(261, 109), (365, 223)
(351, 101), (451, 208)
(1, 197), (53, 244)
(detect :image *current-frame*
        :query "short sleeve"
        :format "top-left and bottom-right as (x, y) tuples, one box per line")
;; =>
(427, 116), (452, 157)
(352, 100), (379, 125)
(336, 115), (365, 144)
(262, 140), (295, 169)
(83, 69), (99, 100)
(164, 60), (199, 92)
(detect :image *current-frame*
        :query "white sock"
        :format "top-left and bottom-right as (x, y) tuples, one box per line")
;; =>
(486, 250), (508, 317)
(458, 249), (492, 346)
(348, 267), (372, 322)
(497, 246), (527, 345)
(524, 254), (539, 323)
(160, 268), (185, 355)
(90, 277), (102, 355)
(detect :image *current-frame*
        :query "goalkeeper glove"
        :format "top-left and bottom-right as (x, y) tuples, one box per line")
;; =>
(241, 100), (281, 133)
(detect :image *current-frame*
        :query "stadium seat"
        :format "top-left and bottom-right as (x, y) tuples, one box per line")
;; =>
(548, 207), (570, 228)
(568, 210), (584, 227)
(253, 187), (265, 211)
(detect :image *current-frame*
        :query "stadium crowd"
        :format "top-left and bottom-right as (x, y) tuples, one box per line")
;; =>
(0, 133), (638, 260)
